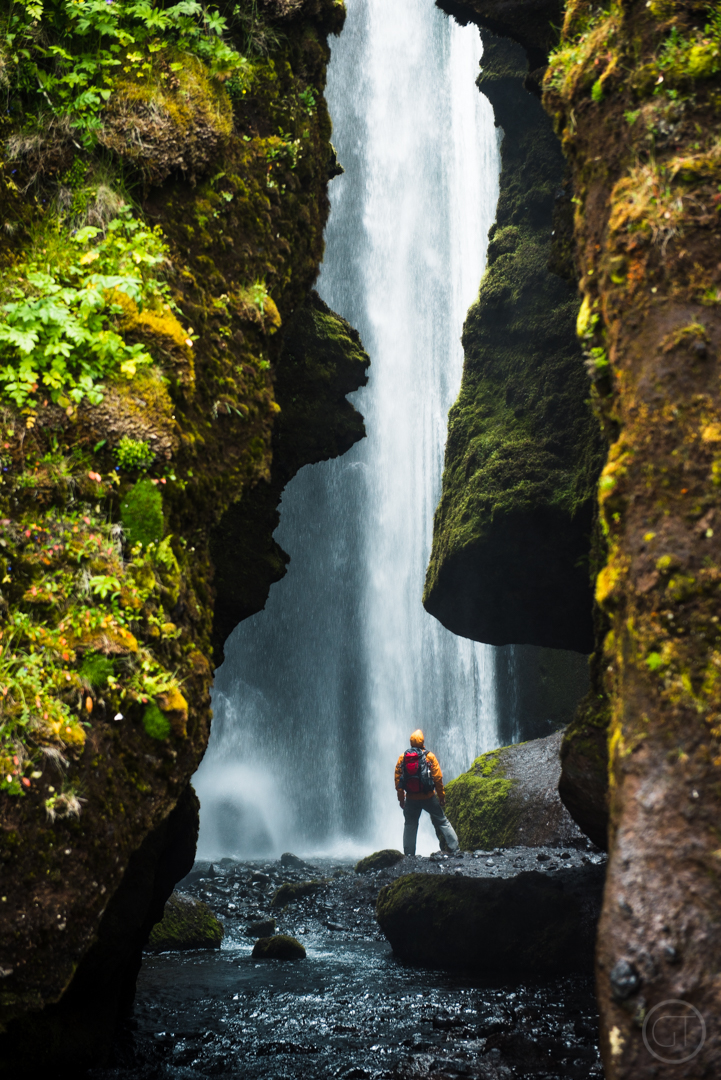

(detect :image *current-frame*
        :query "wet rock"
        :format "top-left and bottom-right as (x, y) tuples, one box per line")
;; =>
(355, 849), (404, 873)
(251, 934), (306, 960)
(558, 706), (609, 851)
(609, 959), (641, 1003)
(271, 880), (324, 907)
(445, 732), (587, 851)
(247, 918), (276, 937)
(280, 852), (310, 869)
(146, 892), (223, 952)
(376, 862), (604, 974)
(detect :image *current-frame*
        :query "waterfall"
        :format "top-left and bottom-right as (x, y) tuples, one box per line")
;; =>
(194, 0), (501, 858)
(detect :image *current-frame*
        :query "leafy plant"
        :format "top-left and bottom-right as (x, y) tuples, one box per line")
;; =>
(88, 573), (122, 600)
(115, 435), (154, 472)
(299, 86), (316, 113)
(3, 0), (251, 146)
(657, 10), (721, 83)
(0, 207), (176, 407)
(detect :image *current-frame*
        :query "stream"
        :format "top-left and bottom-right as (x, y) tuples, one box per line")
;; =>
(88, 856), (604, 1080)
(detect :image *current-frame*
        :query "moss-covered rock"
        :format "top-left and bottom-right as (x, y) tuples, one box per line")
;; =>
(146, 891), (223, 952)
(446, 730), (586, 850)
(252, 934), (306, 960)
(355, 849), (404, 874)
(270, 880), (324, 907)
(423, 32), (605, 652)
(210, 291), (370, 655)
(376, 865), (603, 974)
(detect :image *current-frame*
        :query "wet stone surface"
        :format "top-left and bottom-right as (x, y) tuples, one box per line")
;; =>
(88, 853), (605, 1079)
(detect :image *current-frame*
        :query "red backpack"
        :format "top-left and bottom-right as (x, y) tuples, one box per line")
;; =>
(401, 747), (435, 794)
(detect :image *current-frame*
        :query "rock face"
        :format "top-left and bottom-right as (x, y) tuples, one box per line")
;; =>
(376, 861), (604, 975)
(542, 4), (721, 1075)
(0, 1), (367, 1070)
(437, 0), (721, 1075)
(423, 30), (605, 653)
(445, 731), (588, 850)
(146, 892), (223, 952)
(355, 849), (405, 873)
(557, 657), (610, 852)
(252, 934), (306, 960)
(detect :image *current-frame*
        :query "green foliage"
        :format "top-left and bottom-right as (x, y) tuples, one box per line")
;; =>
(143, 700), (170, 739)
(115, 435), (154, 472)
(299, 86), (316, 113)
(265, 132), (301, 171)
(120, 477), (164, 547)
(3, 0), (251, 146)
(80, 652), (116, 688)
(0, 207), (175, 407)
(591, 78), (604, 103)
(657, 13), (721, 83)
(88, 573), (122, 600)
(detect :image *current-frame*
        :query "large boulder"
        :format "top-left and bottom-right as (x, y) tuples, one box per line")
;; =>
(146, 892), (223, 952)
(445, 731), (587, 849)
(376, 863), (604, 974)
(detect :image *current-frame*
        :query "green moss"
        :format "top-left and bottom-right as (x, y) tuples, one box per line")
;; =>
(355, 849), (404, 873)
(0, 0), (370, 1056)
(120, 479), (164, 548)
(445, 748), (521, 850)
(142, 702), (171, 741)
(79, 654), (116, 690)
(147, 892), (223, 952)
(423, 32), (605, 652)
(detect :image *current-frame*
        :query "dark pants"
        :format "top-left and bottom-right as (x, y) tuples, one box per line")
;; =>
(403, 794), (459, 855)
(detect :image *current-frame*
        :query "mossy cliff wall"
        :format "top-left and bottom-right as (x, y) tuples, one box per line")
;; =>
(438, 0), (721, 1076)
(0, 1), (368, 1071)
(544, 2), (721, 1075)
(424, 17), (606, 654)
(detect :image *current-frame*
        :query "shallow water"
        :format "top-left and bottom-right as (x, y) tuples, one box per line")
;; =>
(89, 858), (604, 1080)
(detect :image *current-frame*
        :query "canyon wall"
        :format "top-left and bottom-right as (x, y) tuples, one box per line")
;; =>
(436, 0), (721, 1075)
(424, 24), (606, 655)
(0, 1), (368, 1071)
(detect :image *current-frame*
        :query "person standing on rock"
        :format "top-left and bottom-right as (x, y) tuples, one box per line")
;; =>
(395, 729), (461, 856)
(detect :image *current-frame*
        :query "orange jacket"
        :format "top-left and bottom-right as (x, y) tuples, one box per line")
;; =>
(395, 748), (445, 804)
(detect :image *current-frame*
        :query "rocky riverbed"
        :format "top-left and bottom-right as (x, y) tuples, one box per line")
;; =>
(88, 850), (606, 1079)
